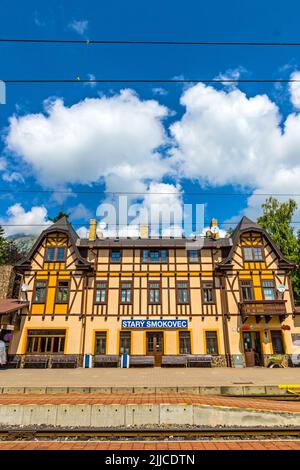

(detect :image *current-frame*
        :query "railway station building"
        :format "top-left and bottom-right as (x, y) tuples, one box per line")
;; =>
(5, 215), (300, 368)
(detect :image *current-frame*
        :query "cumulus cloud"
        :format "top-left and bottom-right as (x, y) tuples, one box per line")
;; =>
(95, 182), (184, 237)
(0, 203), (51, 236)
(70, 203), (93, 221)
(169, 75), (300, 220)
(214, 66), (247, 87)
(6, 70), (300, 233)
(68, 19), (88, 36)
(5, 90), (169, 192)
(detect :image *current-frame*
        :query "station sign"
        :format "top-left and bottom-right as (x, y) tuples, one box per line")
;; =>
(121, 319), (188, 329)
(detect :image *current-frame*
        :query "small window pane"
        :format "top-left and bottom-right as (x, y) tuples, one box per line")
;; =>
(149, 282), (160, 304)
(95, 282), (107, 303)
(271, 331), (284, 354)
(121, 282), (132, 303)
(188, 250), (199, 262)
(142, 250), (148, 262)
(120, 332), (131, 354)
(262, 280), (275, 300)
(253, 247), (263, 261)
(241, 281), (254, 301)
(160, 250), (168, 262)
(34, 281), (47, 303)
(150, 250), (159, 262)
(205, 331), (218, 355)
(57, 281), (69, 303)
(111, 250), (121, 262)
(177, 282), (189, 304)
(203, 283), (214, 303)
(46, 247), (55, 261)
(179, 331), (191, 354)
(56, 247), (66, 261)
(95, 332), (107, 354)
(243, 247), (253, 261)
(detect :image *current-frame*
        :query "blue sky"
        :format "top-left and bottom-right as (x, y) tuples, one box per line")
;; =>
(1, 0), (300, 237)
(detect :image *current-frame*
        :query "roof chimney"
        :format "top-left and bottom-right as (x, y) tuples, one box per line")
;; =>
(140, 224), (149, 239)
(89, 219), (97, 241)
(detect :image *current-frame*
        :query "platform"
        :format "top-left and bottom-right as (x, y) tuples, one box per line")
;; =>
(0, 393), (299, 428)
(1, 367), (300, 388)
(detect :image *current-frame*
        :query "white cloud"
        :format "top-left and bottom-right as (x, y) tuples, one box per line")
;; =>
(289, 71), (300, 109)
(0, 203), (51, 236)
(68, 19), (88, 36)
(214, 66), (247, 87)
(70, 203), (93, 220)
(95, 182), (184, 237)
(2, 171), (24, 183)
(152, 87), (168, 96)
(170, 74), (300, 222)
(5, 90), (169, 192)
(76, 225), (89, 238)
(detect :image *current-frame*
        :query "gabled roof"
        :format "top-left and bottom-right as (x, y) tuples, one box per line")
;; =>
(15, 216), (91, 272)
(218, 216), (295, 270)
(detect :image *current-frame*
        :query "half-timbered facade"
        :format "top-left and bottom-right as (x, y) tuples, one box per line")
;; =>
(9, 216), (300, 368)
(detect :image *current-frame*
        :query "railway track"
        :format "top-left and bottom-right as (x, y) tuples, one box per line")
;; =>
(0, 427), (300, 441)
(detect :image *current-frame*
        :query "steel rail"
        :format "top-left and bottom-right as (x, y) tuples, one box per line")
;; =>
(0, 427), (300, 440)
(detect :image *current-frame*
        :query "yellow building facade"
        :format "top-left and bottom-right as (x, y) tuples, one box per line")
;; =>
(8, 216), (300, 368)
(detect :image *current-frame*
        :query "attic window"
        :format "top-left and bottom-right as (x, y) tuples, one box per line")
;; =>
(45, 246), (66, 262)
(243, 246), (263, 262)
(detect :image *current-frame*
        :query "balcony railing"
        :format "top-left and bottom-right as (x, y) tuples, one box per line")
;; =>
(239, 300), (287, 323)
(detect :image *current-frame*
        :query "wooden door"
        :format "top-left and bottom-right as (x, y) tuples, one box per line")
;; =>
(243, 331), (262, 367)
(146, 332), (164, 366)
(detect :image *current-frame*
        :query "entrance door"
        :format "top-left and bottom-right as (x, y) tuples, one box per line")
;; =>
(146, 332), (164, 366)
(243, 331), (263, 367)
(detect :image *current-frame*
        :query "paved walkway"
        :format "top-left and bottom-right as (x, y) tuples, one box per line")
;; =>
(0, 393), (299, 412)
(1, 368), (300, 387)
(0, 440), (299, 450)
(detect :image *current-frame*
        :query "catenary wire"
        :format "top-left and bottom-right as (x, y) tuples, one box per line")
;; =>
(3, 78), (300, 84)
(2, 38), (300, 46)
(1, 189), (300, 196)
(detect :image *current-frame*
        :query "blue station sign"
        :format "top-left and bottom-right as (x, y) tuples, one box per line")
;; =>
(121, 319), (188, 329)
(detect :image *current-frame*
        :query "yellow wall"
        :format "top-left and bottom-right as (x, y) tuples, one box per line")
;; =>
(10, 229), (300, 363)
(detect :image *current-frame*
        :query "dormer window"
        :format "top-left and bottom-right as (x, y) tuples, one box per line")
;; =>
(45, 246), (66, 262)
(110, 249), (121, 263)
(243, 246), (263, 261)
(142, 249), (168, 263)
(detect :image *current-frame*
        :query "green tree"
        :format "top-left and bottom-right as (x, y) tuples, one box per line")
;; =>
(49, 211), (70, 223)
(257, 197), (300, 303)
(0, 226), (22, 265)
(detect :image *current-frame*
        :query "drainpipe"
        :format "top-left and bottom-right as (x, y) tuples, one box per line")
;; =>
(220, 275), (232, 367)
(80, 274), (88, 366)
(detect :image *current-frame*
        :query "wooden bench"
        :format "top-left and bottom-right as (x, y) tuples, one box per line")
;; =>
(187, 355), (212, 367)
(6, 355), (21, 368)
(23, 355), (49, 368)
(50, 355), (78, 368)
(129, 356), (155, 367)
(161, 355), (187, 367)
(93, 355), (119, 367)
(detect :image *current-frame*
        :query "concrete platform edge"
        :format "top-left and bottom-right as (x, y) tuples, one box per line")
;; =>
(0, 385), (291, 396)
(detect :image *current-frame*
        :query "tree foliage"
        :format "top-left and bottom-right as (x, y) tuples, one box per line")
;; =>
(0, 226), (23, 265)
(257, 197), (300, 303)
(49, 211), (70, 223)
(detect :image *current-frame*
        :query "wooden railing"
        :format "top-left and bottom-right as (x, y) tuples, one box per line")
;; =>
(239, 300), (287, 322)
